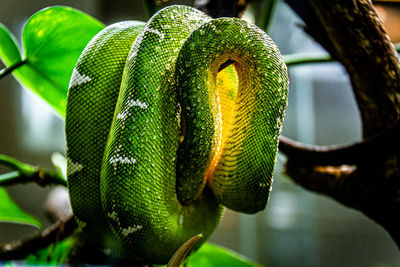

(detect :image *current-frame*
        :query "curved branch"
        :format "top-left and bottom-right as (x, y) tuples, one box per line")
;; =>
(285, 160), (357, 203)
(313, 0), (400, 136)
(279, 117), (400, 166)
(0, 215), (77, 260)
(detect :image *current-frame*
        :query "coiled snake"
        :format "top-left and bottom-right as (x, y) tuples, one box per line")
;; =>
(66, 5), (288, 264)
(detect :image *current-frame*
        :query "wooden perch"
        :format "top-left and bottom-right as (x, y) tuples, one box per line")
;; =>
(279, 116), (400, 166)
(283, 0), (400, 248)
(0, 215), (77, 260)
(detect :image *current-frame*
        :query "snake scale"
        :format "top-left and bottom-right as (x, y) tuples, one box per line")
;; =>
(66, 5), (288, 264)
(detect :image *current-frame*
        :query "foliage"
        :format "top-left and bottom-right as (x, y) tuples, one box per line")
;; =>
(185, 243), (262, 267)
(0, 187), (41, 228)
(25, 237), (74, 265)
(0, 6), (104, 117)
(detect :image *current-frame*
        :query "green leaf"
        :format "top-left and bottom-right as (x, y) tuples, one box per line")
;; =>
(51, 152), (67, 181)
(10, 6), (105, 117)
(0, 23), (22, 67)
(0, 187), (41, 228)
(185, 243), (262, 267)
(26, 237), (74, 264)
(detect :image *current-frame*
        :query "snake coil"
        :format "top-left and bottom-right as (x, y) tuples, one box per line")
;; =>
(66, 5), (288, 264)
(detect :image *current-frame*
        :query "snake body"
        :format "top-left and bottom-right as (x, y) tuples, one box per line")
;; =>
(66, 5), (288, 264)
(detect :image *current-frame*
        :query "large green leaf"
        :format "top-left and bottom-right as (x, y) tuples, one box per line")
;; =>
(0, 187), (41, 228)
(0, 6), (105, 117)
(0, 23), (22, 67)
(185, 243), (262, 267)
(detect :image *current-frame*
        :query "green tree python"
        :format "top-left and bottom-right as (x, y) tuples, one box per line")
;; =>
(65, 5), (289, 264)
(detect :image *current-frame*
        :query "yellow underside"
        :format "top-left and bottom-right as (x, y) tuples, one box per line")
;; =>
(206, 63), (239, 181)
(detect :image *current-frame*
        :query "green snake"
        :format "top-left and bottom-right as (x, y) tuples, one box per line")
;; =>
(66, 5), (288, 264)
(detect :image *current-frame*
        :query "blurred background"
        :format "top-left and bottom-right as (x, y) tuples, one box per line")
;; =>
(1, 0), (399, 266)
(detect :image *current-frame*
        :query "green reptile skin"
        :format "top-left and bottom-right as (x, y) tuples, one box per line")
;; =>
(66, 5), (288, 264)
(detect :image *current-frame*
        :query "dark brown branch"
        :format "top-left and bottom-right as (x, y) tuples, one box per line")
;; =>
(0, 215), (77, 260)
(285, 161), (357, 203)
(286, 0), (400, 136)
(279, 117), (400, 166)
(282, 0), (400, 247)
(282, 1), (400, 143)
(285, 157), (400, 249)
(309, 0), (400, 137)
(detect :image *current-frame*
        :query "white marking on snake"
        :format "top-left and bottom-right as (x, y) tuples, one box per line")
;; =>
(109, 156), (136, 166)
(117, 99), (147, 122)
(107, 211), (118, 221)
(67, 157), (83, 176)
(127, 99), (148, 109)
(121, 225), (143, 237)
(259, 183), (267, 188)
(117, 110), (131, 121)
(146, 28), (164, 40)
(109, 154), (136, 171)
(69, 68), (92, 88)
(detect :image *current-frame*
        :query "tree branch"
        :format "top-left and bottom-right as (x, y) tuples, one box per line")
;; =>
(282, 0), (400, 247)
(0, 215), (77, 260)
(284, 161), (357, 204)
(288, 0), (400, 137)
(279, 117), (400, 166)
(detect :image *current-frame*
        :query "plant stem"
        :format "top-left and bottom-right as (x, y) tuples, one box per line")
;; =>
(0, 154), (35, 174)
(0, 171), (21, 186)
(0, 169), (66, 187)
(0, 154), (66, 187)
(0, 60), (27, 80)
(143, 0), (157, 20)
(283, 52), (333, 66)
(257, 0), (278, 33)
(284, 44), (399, 67)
